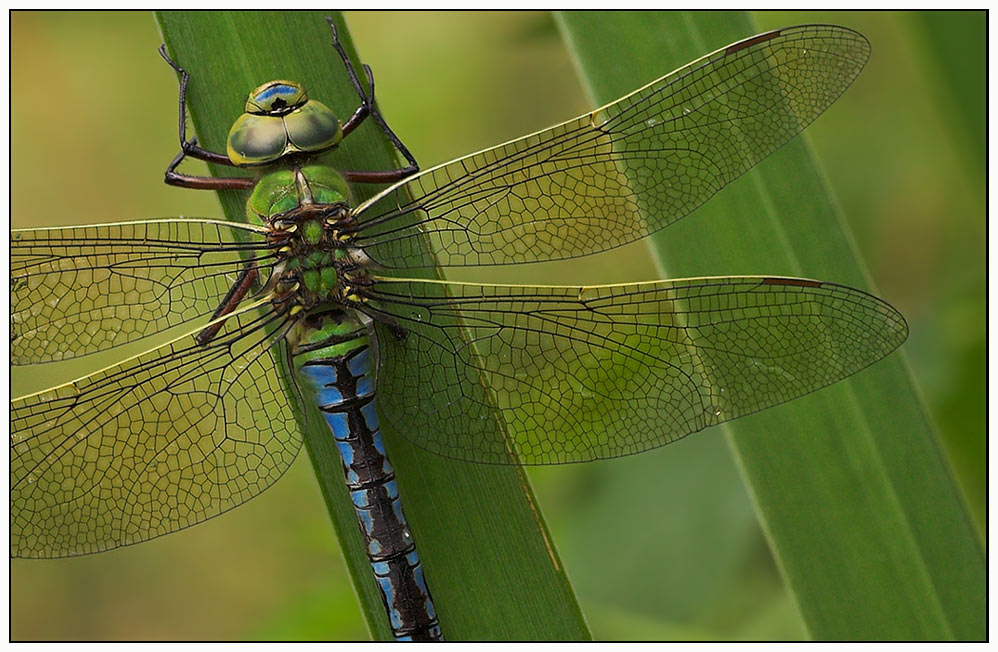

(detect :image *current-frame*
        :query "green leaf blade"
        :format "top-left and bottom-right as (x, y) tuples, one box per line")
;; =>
(155, 10), (589, 641)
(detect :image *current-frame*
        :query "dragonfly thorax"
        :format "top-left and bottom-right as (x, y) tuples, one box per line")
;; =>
(249, 165), (353, 226)
(254, 165), (368, 315)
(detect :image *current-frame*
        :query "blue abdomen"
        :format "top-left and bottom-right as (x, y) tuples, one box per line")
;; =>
(295, 332), (441, 641)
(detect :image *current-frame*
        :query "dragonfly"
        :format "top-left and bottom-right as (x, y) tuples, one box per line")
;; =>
(11, 20), (907, 641)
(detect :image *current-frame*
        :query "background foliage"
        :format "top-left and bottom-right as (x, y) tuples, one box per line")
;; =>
(11, 10), (984, 640)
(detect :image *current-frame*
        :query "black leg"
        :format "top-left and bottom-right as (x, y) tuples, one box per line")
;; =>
(158, 45), (237, 168)
(356, 63), (418, 173)
(326, 17), (419, 182)
(338, 60), (378, 138)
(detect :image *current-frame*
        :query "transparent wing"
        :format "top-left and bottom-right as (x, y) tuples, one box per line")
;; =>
(364, 276), (907, 464)
(10, 306), (300, 558)
(11, 219), (275, 364)
(353, 25), (870, 268)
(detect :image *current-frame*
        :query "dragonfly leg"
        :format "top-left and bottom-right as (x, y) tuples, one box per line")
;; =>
(164, 138), (255, 191)
(160, 45), (255, 190)
(326, 17), (419, 184)
(158, 45), (237, 168)
(195, 265), (260, 346)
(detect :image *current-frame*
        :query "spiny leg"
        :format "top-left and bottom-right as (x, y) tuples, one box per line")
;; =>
(326, 17), (419, 184)
(159, 45), (259, 190)
(158, 45), (236, 167)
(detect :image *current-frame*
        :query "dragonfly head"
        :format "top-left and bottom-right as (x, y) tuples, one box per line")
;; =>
(227, 80), (343, 167)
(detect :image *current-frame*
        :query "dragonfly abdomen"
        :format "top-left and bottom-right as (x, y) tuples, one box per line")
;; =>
(294, 319), (441, 642)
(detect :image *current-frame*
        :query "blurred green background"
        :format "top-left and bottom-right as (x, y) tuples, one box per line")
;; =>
(11, 10), (984, 640)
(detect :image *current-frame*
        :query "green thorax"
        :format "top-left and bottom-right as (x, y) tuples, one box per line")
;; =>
(247, 164), (352, 224)
(250, 164), (365, 312)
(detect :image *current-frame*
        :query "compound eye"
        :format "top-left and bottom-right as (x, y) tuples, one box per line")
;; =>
(284, 100), (342, 154)
(245, 80), (307, 115)
(226, 113), (288, 166)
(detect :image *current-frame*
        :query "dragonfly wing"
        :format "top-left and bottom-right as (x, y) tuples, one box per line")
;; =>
(11, 306), (300, 558)
(353, 25), (869, 269)
(365, 277), (906, 464)
(12, 219), (273, 364)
